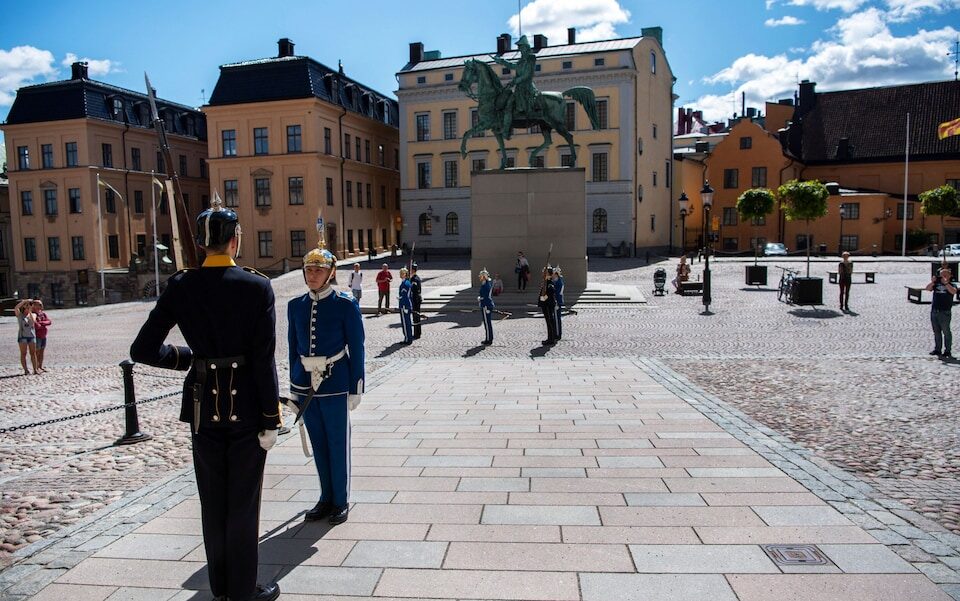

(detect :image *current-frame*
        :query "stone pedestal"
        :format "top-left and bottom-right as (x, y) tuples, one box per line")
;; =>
(471, 168), (587, 289)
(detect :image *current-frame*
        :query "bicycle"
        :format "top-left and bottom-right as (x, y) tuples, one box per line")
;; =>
(777, 266), (799, 303)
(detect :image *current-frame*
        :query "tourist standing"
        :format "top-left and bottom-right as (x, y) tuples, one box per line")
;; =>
(347, 263), (363, 303)
(376, 264), (393, 315)
(32, 300), (52, 372)
(516, 252), (530, 291)
(838, 252), (853, 312)
(478, 268), (494, 344)
(130, 199), (282, 601)
(14, 299), (38, 375)
(926, 267), (957, 358)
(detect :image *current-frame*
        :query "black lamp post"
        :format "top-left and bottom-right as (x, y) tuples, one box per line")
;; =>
(678, 191), (690, 254)
(838, 203), (846, 253)
(701, 181), (714, 313)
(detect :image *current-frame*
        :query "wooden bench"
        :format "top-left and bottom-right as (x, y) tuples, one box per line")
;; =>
(678, 281), (704, 296)
(829, 271), (875, 284)
(907, 285), (960, 304)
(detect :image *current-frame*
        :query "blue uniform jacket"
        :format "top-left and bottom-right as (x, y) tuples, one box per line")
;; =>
(287, 288), (365, 401)
(555, 276), (565, 307)
(479, 281), (495, 309)
(398, 278), (413, 309)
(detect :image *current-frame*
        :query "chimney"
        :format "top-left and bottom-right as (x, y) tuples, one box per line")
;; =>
(277, 38), (295, 58)
(409, 42), (424, 65)
(798, 80), (817, 117)
(746, 107), (757, 118)
(71, 61), (88, 80)
(496, 33), (512, 55)
(533, 34), (548, 51)
(567, 28), (576, 44)
(338, 60), (344, 75)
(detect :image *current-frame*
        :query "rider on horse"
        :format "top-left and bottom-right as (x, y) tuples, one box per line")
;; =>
(491, 35), (539, 138)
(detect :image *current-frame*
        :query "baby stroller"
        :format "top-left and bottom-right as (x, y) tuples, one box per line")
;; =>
(652, 268), (667, 296)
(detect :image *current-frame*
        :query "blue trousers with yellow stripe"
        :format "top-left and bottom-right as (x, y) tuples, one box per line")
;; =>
(302, 394), (351, 508)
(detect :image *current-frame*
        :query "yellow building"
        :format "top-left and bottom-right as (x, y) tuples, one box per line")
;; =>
(2, 62), (209, 306)
(204, 39), (401, 268)
(396, 28), (675, 254)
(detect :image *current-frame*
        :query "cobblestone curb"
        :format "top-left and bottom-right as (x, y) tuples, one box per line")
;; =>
(637, 357), (960, 600)
(0, 359), (407, 600)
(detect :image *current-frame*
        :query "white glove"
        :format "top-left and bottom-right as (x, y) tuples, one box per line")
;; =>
(258, 429), (278, 451)
(348, 394), (362, 411)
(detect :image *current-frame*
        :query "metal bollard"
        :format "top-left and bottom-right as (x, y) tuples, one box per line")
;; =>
(115, 360), (152, 446)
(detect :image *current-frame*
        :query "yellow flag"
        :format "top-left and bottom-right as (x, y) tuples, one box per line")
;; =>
(939, 117), (960, 140)
(97, 178), (121, 197)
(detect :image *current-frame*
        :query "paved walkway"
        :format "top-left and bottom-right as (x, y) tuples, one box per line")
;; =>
(12, 358), (954, 601)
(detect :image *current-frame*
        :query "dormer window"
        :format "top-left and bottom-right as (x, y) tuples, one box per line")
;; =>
(109, 96), (124, 119)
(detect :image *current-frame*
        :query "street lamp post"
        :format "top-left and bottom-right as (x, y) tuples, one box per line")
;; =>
(838, 203), (846, 254)
(678, 192), (690, 255)
(701, 181), (714, 314)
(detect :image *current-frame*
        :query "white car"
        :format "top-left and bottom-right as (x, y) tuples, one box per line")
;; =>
(939, 244), (960, 257)
(763, 242), (788, 256)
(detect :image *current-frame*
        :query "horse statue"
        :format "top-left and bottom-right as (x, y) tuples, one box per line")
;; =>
(458, 58), (600, 169)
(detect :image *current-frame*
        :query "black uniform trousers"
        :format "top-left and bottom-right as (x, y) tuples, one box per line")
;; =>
(542, 303), (558, 342)
(192, 426), (266, 601)
(413, 299), (422, 338)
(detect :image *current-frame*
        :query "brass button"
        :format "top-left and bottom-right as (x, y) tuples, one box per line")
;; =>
(229, 415), (238, 421)
(212, 389), (218, 394)
(231, 389), (237, 395)
(210, 364), (217, 369)
(212, 415), (220, 422)
(231, 362), (238, 368)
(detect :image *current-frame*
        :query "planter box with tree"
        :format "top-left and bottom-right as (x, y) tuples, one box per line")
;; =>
(737, 188), (775, 286)
(778, 179), (829, 305)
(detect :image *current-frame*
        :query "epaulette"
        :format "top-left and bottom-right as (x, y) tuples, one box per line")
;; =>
(336, 291), (354, 301)
(242, 266), (269, 279)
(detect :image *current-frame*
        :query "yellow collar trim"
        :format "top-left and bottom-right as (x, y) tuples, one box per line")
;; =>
(202, 255), (236, 268)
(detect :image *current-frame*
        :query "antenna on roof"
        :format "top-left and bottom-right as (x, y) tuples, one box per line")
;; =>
(200, 88), (206, 105)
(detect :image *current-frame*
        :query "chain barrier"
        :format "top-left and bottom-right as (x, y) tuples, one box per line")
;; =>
(0, 389), (180, 435)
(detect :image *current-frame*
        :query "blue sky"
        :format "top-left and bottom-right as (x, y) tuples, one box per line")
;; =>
(1, 0), (958, 165)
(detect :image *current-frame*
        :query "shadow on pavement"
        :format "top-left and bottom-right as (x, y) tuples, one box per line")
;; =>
(463, 344), (490, 358)
(788, 307), (843, 318)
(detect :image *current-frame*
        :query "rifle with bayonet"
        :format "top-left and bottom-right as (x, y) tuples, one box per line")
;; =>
(145, 72), (198, 269)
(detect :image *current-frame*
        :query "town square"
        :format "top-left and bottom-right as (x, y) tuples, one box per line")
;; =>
(1, 1), (960, 599)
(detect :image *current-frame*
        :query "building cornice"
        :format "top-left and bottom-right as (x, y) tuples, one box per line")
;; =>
(397, 70), (636, 103)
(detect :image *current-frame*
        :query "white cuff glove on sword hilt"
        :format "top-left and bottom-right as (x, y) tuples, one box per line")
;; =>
(258, 429), (278, 451)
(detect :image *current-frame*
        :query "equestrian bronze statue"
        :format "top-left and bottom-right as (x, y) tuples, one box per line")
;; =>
(458, 35), (601, 169)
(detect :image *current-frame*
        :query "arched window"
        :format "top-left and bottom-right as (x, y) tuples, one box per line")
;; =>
(650, 51), (657, 74)
(592, 208), (608, 233)
(418, 213), (432, 235)
(446, 212), (459, 235)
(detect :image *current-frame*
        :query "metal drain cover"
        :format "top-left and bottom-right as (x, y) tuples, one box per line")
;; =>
(762, 544), (831, 566)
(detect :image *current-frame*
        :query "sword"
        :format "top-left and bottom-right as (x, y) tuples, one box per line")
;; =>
(493, 309), (512, 320)
(280, 395), (313, 457)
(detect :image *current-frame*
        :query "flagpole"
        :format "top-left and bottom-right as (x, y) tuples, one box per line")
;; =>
(901, 113), (909, 257)
(151, 171), (159, 297)
(96, 173), (106, 302)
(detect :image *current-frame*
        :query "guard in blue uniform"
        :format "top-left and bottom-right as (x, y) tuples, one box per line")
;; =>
(398, 267), (414, 344)
(288, 237), (365, 526)
(130, 197), (281, 601)
(538, 266), (558, 346)
(478, 268), (495, 345)
(553, 266), (565, 340)
(411, 263), (423, 339)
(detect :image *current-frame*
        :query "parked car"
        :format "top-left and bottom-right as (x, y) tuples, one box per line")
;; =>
(939, 243), (960, 257)
(764, 242), (788, 256)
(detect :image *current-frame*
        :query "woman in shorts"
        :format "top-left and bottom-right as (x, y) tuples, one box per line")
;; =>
(14, 299), (39, 375)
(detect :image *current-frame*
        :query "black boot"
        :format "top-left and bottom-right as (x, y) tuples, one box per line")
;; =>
(329, 505), (349, 525)
(250, 582), (280, 601)
(304, 500), (332, 521)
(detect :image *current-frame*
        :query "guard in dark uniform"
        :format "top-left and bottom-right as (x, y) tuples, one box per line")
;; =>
(553, 265), (564, 340)
(411, 263), (423, 339)
(538, 266), (558, 346)
(130, 197), (281, 601)
(288, 236), (365, 525)
(478, 268), (495, 344)
(398, 267), (414, 344)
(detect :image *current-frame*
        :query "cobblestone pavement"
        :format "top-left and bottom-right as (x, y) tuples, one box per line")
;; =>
(0, 255), (956, 568)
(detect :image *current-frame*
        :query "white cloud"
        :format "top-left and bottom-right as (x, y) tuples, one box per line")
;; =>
(509, 0), (631, 43)
(884, 0), (960, 22)
(765, 15), (807, 26)
(62, 52), (120, 77)
(0, 45), (57, 106)
(787, 0), (867, 11)
(689, 9), (957, 122)
(766, 0), (778, 9)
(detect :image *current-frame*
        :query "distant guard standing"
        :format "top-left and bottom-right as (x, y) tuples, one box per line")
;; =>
(478, 268), (495, 345)
(538, 266), (558, 346)
(398, 267), (414, 344)
(288, 235), (365, 526)
(130, 197), (282, 601)
(553, 265), (565, 340)
(411, 263), (423, 339)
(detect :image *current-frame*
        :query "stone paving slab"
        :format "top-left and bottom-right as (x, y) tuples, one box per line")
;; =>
(11, 357), (958, 600)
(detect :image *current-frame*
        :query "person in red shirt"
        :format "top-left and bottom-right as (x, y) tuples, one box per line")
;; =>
(375, 264), (393, 316)
(32, 300), (52, 373)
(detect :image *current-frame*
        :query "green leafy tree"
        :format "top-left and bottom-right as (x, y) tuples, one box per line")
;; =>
(778, 179), (829, 277)
(919, 185), (959, 242)
(737, 188), (776, 265)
